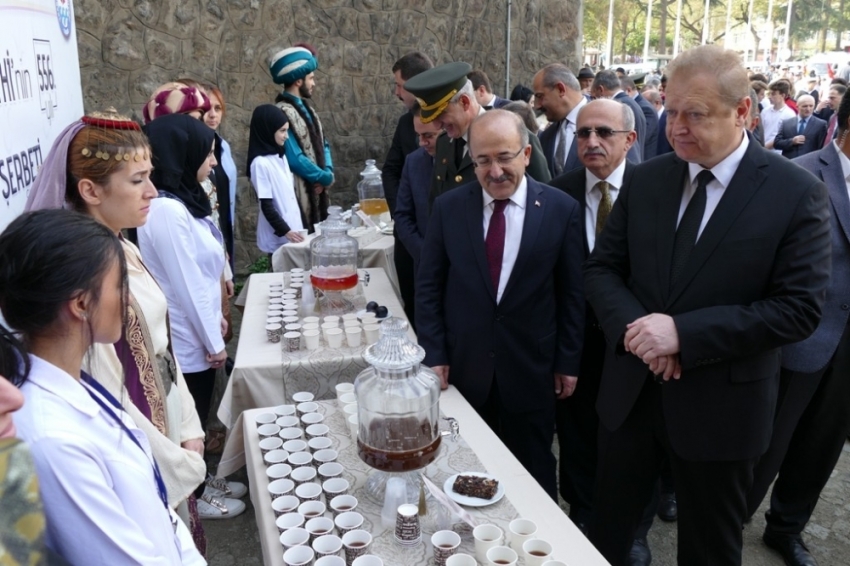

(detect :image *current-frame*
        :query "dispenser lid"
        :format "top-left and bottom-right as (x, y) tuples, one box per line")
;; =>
(363, 317), (425, 370)
(359, 159), (381, 178)
(318, 205), (349, 233)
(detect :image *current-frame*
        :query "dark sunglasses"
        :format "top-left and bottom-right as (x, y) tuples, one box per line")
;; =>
(574, 127), (630, 139)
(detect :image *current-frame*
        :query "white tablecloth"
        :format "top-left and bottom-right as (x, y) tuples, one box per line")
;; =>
(217, 268), (411, 472)
(272, 234), (399, 296)
(232, 388), (610, 566)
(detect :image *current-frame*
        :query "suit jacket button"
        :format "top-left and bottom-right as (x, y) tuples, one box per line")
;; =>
(437, 175), (441, 181)
(442, 158), (447, 164)
(842, 304), (849, 311)
(455, 175), (463, 182)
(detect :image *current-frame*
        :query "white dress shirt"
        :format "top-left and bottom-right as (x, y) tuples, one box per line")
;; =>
(139, 197), (225, 372)
(761, 104), (796, 152)
(585, 160), (627, 251)
(556, 97), (587, 167)
(251, 154), (305, 254)
(836, 141), (850, 198)
(482, 176), (527, 302)
(13, 355), (205, 566)
(678, 132), (749, 239)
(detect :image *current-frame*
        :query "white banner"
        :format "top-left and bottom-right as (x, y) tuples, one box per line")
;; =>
(0, 0), (83, 231)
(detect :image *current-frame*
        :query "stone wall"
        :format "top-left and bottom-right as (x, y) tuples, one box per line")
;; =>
(74, 0), (581, 273)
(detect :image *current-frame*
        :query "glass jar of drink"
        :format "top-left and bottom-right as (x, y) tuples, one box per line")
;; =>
(356, 160), (390, 225)
(309, 206), (358, 314)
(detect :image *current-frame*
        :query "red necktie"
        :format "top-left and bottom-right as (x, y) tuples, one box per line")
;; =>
(825, 114), (838, 148)
(486, 199), (509, 293)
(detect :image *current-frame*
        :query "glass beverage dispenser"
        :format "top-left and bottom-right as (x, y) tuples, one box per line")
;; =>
(309, 206), (358, 314)
(357, 160), (391, 225)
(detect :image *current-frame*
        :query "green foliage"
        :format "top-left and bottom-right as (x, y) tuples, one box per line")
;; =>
(234, 255), (271, 296)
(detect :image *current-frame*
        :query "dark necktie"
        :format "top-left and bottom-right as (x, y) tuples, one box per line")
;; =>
(797, 118), (807, 135)
(595, 181), (613, 235)
(670, 170), (714, 286)
(486, 199), (509, 293)
(454, 138), (466, 167)
(553, 121), (568, 175)
(825, 114), (838, 147)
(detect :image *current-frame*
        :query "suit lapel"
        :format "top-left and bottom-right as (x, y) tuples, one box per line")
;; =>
(656, 159), (689, 301)
(665, 142), (768, 307)
(466, 185), (497, 301)
(821, 146), (850, 244)
(501, 178), (544, 301)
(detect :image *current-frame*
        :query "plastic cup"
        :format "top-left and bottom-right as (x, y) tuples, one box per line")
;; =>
(285, 323), (303, 333)
(338, 392), (357, 408)
(363, 324), (380, 345)
(316, 555), (345, 566)
(280, 527), (310, 550)
(302, 316), (320, 325)
(301, 322), (320, 331)
(264, 449), (290, 467)
(323, 315), (340, 325)
(508, 518), (538, 553)
(290, 466), (318, 485)
(343, 319), (361, 328)
(276, 416), (300, 429)
(266, 463), (293, 481)
(326, 328), (344, 348)
(313, 534), (343, 559)
(341, 529), (372, 564)
(288, 451), (313, 468)
(474, 524), (504, 564)
(267, 316), (283, 325)
(306, 516), (335, 542)
(395, 503), (421, 545)
(257, 423), (281, 439)
(275, 511), (305, 532)
(446, 554), (477, 566)
(486, 546), (518, 566)
(303, 329), (321, 350)
(273, 405), (297, 417)
(522, 539), (553, 566)
(296, 401), (318, 416)
(313, 448), (338, 465)
(301, 412), (324, 426)
(322, 477), (349, 500)
(343, 404), (359, 418)
(432, 530), (461, 566)
(282, 316), (300, 325)
(335, 383), (354, 398)
(344, 327), (362, 347)
(255, 412), (277, 425)
(298, 500), (327, 519)
(347, 415), (358, 442)
(259, 437), (284, 455)
(329, 494), (357, 516)
(341, 313), (358, 322)
(267, 478), (295, 500)
(283, 544), (314, 566)
(321, 322), (338, 338)
(295, 482), (323, 503)
(319, 462), (345, 481)
(280, 427), (304, 441)
(283, 331), (302, 352)
(334, 511), (364, 536)
(272, 494), (300, 517)
(292, 391), (315, 403)
(306, 424), (331, 441)
(266, 323), (282, 343)
(283, 439), (308, 453)
(352, 556), (382, 566)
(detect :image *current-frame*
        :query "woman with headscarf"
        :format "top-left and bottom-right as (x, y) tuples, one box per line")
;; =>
(248, 104), (305, 255)
(138, 114), (227, 443)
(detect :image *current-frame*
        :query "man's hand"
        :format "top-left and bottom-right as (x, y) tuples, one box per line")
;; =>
(792, 135), (806, 145)
(220, 317), (229, 338)
(207, 349), (227, 369)
(286, 230), (305, 243)
(432, 365), (450, 390)
(624, 313), (680, 363)
(181, 438), (205, 457)
(555, 374), (578, 399)
(313, 183), (324, 195)
(225, 279), (235, 298)
(648, 354), (682, 381)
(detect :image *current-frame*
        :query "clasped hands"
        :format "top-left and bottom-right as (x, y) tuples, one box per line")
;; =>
(624, 313), (682, 381)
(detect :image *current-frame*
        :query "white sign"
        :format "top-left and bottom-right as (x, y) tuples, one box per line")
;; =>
(0, 0), (84, 231)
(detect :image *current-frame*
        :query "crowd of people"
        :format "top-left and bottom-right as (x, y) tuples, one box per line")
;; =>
(0, 39), (848, 566)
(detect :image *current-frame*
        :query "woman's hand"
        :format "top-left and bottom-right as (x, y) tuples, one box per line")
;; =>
(225, 279), (235, 298)
(181, 438), (205, 457)
(220, 317), (229, 338)
(207, 349), (227, 369)
(286, 230), (305, 243)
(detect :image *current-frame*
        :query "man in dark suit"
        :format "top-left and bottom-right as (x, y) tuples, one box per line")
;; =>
(746, 94), (850, 566)
(548, 99), (637, 530)
(773, 95), (827, 159)
(532, 64), (588, 177)
(584, 45), (831, 566)
(815, 84), (846, 147)
(592, 70), (646, 163)
(416, 110), (585, 498)
(622, 76), (659, 160)
(394, 108), (440, 272)
(404, 62), (550, 204)
(469, 69), (510, 109)
(382, 51), (433, 325)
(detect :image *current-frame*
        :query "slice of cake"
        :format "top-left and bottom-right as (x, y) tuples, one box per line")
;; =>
(452, 474), (499, 500)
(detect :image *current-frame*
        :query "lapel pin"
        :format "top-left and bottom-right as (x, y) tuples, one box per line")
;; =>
(534, 200), (541, 207)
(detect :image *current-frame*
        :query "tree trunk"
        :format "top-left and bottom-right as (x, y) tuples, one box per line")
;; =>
(836, 0), (846, 51)
(658, 0), (668, 54)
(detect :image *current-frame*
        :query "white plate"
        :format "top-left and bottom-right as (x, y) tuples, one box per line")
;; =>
(356, 308), (392, 321)
(443, 472), (505, 507)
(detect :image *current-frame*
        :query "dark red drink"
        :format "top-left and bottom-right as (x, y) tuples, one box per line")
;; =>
(310, 272), (358, 291)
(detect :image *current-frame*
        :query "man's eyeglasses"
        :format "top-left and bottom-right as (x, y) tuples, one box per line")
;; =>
(472, 147), (525, 168)
(574, 127), (630, 139)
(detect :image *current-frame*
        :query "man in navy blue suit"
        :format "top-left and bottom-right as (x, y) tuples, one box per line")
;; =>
(395, 108), (441, 272)
(416, 110), (585, 498)
(773, 95), (828, 159)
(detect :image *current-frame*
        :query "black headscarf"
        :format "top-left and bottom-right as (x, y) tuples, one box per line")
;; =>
(247, 104), (289, 179)
(143, 113), (215, 219)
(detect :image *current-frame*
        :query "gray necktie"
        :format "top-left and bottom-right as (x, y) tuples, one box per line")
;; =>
(553, 120), (568, 175)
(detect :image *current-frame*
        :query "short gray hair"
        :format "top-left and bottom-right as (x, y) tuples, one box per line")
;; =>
(538, 64), (581, 92)
(577, 99), (635, 132)
(450, 80), (474, 104)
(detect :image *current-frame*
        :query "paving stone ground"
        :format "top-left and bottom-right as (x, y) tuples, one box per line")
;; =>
(205, 303), (850, 565)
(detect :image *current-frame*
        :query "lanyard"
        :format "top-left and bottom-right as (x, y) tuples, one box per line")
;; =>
(81, 373), (171, 515)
